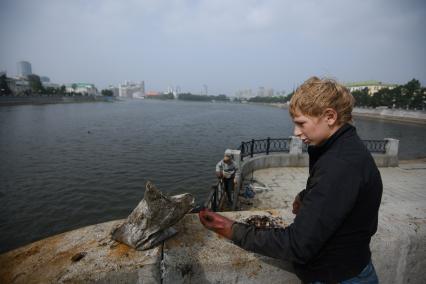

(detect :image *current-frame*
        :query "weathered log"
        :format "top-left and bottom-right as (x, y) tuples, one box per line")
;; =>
(111, 181), (195, 250)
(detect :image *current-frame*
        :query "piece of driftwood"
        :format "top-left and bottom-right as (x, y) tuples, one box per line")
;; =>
(111, 182), (195, 250)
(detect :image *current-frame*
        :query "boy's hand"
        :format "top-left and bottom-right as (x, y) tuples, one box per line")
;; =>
(292, 194), (303, 215)
(199, 209), (234, 239)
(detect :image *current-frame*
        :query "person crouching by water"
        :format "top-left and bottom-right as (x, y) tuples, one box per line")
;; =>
(216, 149), (240, 207)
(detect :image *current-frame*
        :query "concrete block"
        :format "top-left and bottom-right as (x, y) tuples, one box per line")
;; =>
(289, 136), (303, 155)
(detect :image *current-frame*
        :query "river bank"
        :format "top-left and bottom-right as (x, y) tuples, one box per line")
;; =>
(352, 107), (426, 124)
(266, 103), (426, 124)
(0, 95), (114, 106)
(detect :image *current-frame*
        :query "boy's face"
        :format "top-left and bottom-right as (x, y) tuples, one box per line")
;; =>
(292, 110), (335, 146)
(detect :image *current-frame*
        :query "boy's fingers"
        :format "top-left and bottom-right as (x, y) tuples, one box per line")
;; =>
(199, 211), (215, 228)
(199, 211), (208, 222)
(292, 201), (300, 214)
(199, 213), (209, 227)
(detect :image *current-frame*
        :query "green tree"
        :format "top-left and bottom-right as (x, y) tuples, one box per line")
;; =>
(27, 74), (45, 94)
(411, 89), (426, 110)
(248, 96), (288, 103)
(44, 87), (58, 95)
(390, 86), (405, 109)
(101, 89), (114, 96)
(352, 88), (370, 107)
(398, 79), (421, 109)
(404, 79), (421, 95)
(146, 93), (175, 100)
(60, 85), (66, 95)
(213, 94), (230, 101)
(0, 74), (12, 96)
(178, 93), (212, 101)
(349, 79), (424, 110)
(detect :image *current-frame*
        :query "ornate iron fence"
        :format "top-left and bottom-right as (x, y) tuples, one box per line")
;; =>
(239, 137), (388, 160)
(363, 139), (388, 153)
(239, 138), (291, 160)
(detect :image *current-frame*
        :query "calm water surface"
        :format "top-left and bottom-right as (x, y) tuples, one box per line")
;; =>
(1, 100), (425, 252)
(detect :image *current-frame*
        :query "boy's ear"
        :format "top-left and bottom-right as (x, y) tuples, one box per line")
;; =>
(323, 108), (338, 126)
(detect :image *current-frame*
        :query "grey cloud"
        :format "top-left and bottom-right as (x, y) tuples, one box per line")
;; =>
(0, 0), (425, 94)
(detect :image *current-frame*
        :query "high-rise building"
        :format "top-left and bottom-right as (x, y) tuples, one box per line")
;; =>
(266, 88), (275, 97)
(257, 86), (266, 97)
(17, 61), (32, 78)
(119, 81), (145, 98)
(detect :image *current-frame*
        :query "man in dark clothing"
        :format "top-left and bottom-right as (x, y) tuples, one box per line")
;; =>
(199, 77), (382, 283)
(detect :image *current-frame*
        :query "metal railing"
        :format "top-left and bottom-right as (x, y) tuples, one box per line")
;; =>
(362, 139), (388, 153)
(239, 138), (292, 161)
(239, 137), (388, 160)
(206, 138), (389, 211)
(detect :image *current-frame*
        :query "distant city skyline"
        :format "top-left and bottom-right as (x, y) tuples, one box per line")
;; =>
(1, 0), (425, 95)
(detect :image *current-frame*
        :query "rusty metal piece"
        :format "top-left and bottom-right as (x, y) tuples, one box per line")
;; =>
(111, 182), (195, 250)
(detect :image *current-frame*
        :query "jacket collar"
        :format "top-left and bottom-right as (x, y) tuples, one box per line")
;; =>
(307, 123), (355, 170)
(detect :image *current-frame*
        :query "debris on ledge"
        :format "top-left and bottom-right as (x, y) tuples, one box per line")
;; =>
(111, 182), (195, 250)
(242, 215), (287, 229)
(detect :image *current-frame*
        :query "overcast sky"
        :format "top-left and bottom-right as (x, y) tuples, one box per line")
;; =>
(1, 0), (425, 95)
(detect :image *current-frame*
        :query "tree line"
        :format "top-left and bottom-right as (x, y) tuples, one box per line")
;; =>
(145, 92), (231, 102)
(351, 79), (425, 110)
(247, 94), (293, 104)
(245, 79), (425, 111)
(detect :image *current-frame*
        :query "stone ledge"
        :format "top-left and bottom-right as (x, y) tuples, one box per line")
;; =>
(0, 220), (162, 284)
(1, 205), (425, 283)
(163, 210), (299, 284)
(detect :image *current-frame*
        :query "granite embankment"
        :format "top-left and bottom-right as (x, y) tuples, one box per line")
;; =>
(352, 107), (426, 124)
(0, 96), (114, 106)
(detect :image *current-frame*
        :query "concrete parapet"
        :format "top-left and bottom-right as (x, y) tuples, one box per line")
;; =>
(371, 206), (426, 284)
(384, 138), (399, 166)
(2, 205), (425, 283)
(289, 136), (303, 155)
(240, 153), (309, 179)
(229, 149), (242, 168)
